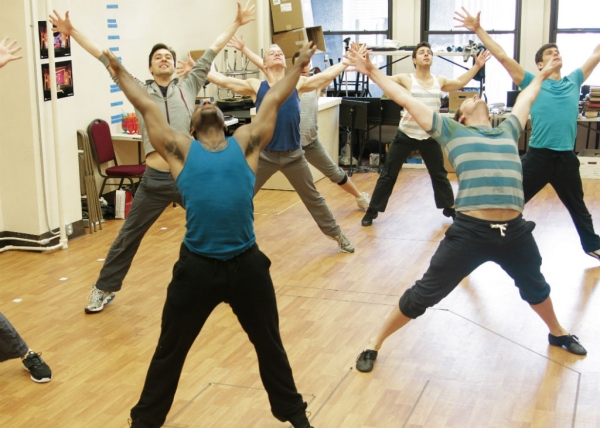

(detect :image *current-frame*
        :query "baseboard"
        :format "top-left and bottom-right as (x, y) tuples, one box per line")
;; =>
(0, 220), (86, 250)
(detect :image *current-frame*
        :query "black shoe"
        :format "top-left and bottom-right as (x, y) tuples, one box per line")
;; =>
(22, 351), (52, 383)
(356, 349), (378, 372)
(288, 411), (313, 428)
(361, 208), (378, 226)
(442, 207), (456, 220)
(548, 333), (587, 355)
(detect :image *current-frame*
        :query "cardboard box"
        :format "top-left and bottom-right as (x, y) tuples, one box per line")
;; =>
(578, 149), (600, 179)
(270, 0), (314, 33)
(449, 91), (478, 113)
(272, 26), (327, 58)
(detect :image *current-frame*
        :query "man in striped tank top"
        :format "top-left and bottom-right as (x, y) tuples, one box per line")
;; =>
(347, 45), (586, 374)
(105, 43), (317, 428)
(362, 42), (490, 226)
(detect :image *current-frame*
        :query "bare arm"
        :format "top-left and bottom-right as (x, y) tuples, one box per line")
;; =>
(50, 11), (103, 59)
(581, 42), (600, 81)
(348, 44), (434, 131)
(207, 70), (259, 98)
(511, 57), (562, 128)
(454, 8), (525, 85)
(0, 37), (22, 69)
(227, 35), (267, 74)
(103, 50), (189, 171)
(439, 50), (491, 92)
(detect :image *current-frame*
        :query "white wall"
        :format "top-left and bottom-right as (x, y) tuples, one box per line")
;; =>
(0, 0), (260, 237)
(0, 0), (558, 237)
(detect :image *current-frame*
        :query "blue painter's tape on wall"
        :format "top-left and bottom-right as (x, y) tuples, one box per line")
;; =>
(107, 4), (118, 9)
(111, 101), (124, 107)
(107, 19), (117, 23)
(111, 114), (123, 124)
(108, 35), (120, 40)
(108, 24), (118, 29)
(110, 84), (121, 93)
(109, 47), (119, 52)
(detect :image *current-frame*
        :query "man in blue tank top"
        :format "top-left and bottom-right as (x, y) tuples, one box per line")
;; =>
(456, 8), (600, 262)
(346, 44), (587, 374)
(103, 44), (317, 428)
(208, 44), (360, 253)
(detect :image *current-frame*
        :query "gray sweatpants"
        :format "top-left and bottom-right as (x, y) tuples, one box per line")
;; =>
(255, 148), (341, 237)
(302, 138), (346, 184)
(0, 312), (28, 362)
(96, 166), (183, 292)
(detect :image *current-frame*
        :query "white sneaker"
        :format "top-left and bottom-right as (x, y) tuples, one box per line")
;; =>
(355, 192), (370, 210)
(85, 285), (115, 314)
(331, 231), (355, 253)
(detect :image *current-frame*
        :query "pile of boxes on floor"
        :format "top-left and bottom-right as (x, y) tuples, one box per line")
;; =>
(582, 86), (600, 118)
(578, 87), (600, 179)
(270, 0), (327, 67)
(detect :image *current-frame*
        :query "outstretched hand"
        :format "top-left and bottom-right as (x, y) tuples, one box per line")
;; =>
(227, 34), (245, 51)
(342, 42), (367, 66)
(0, 37), (23, 69)
(176, 52), (195, 77)
(475, 49), (491, 68)
(235, 1), (256, 26)
(454, 7), (481, 33)
(294, 42), (317, 70)
(346, 42), (372, 75)
(540, 56), (562, 79)
(49, 10), (73, 36)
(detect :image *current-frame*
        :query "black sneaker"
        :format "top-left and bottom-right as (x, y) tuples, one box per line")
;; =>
(356, 349), (378, 372)
(361, 208), (378, 226)
(548, 333), (587, 355)
(442, 207), (456, 220)
(22, 351), (52, 383)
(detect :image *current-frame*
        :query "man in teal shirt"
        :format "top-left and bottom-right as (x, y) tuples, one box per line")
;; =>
(456, 8), (600, 261)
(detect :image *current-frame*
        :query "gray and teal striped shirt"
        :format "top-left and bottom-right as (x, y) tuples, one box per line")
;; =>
(428, 112), (524, 212)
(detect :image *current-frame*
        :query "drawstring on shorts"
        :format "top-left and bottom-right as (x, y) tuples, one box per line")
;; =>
(491, 223), (508, 237)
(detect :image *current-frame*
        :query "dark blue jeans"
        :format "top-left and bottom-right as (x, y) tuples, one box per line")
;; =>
(130, 243), (306, 427)
(370, 129), (455, 212)
(521, 147), (600, 252)
(400, 213), (551, 319)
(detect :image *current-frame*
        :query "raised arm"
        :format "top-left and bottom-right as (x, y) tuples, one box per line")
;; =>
(207, 70), (260, 98)
(511, 57), (562, 128)
(454, 7), (525, 85)
(208, 1), (255, 55)
(50, 11), (103, 59)
(103, 50), (188, 171)
(0, 37), (22, 69)
(299, 52), (356, 93)
(227, 34), (266, 74)
(581, 42), (600, 81)
(348, 44), (434, 131)
(439, 50), (491, 92)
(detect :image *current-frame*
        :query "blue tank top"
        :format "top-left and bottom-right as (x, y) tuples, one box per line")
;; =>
(176, 137), (256, 260)
(255, 80), (301, 151)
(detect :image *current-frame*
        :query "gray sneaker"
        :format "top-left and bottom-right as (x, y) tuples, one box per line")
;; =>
(332, 231), (355, 253)
(355, 192), (370, 210)
(85, 285), (115, 314)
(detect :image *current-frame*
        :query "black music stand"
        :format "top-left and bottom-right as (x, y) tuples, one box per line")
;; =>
(340, 99), (369, 176)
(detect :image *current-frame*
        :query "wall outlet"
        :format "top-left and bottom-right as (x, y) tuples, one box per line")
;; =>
(66, 223), (73, 235)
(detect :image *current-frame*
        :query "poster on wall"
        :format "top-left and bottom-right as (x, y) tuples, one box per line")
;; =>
(41, 61), (74, 101)
(38, 21), (71, 59)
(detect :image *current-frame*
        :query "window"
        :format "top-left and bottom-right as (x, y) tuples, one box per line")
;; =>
(422, 0), (522, 106)
(312, 0), (392, 97)
(550, 0), (600, 86)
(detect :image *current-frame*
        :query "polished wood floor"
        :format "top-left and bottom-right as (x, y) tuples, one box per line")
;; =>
(1, 168), (600, 428)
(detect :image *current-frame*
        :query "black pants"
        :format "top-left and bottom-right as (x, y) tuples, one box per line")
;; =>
(522, 147), (600, 252)
(400, 213), (551, 319)
(130, 243), (306, 427)
(370, 130), (455, 212)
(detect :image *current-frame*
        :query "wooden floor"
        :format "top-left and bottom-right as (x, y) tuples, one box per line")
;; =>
(1, 168), (600, 428)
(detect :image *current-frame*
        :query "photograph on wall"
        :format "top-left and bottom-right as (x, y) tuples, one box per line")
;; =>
(41, 61), (74, 101)
(38, 21), (71, 59)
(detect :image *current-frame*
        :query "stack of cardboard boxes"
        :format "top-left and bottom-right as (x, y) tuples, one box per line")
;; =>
(270, 0), (327, 67)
